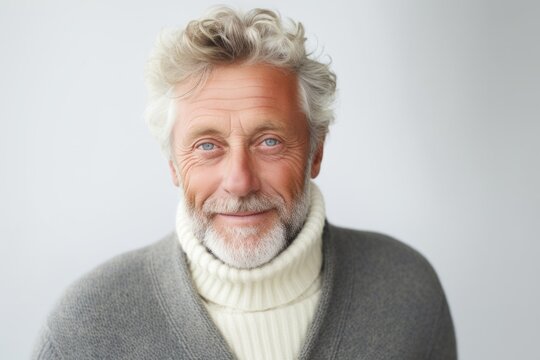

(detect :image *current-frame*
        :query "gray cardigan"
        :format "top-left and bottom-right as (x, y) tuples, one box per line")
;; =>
(33, 223), (457, 359)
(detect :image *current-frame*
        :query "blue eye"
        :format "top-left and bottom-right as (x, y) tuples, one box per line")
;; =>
(263, 138), (279, 147)
(198, 143), (215, 151)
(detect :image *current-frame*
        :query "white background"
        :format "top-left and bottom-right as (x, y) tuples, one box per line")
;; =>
(1, 0), (539, 359)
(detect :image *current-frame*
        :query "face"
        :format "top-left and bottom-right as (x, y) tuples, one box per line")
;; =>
(169, 63), (323, 268)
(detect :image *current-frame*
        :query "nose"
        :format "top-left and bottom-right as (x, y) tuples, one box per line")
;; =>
(222, 145), (260, 197)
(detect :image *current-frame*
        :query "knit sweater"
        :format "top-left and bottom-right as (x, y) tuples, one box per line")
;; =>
(33, 223), (457, 359)
(175, 183), (325, 360)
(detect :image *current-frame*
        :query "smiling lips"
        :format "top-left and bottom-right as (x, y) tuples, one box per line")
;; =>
(216, 210), (272, 225)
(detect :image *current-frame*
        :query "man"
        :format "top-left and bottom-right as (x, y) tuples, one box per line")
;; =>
(33, 7), (456, 360)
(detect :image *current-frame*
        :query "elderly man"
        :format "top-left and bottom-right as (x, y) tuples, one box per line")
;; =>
(33, 7), (456, 360)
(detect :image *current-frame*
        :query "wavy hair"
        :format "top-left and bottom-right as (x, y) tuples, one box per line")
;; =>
(145, 6), (337, 159)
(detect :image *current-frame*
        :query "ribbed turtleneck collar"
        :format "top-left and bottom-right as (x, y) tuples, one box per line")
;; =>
(175, 182), (325, 312)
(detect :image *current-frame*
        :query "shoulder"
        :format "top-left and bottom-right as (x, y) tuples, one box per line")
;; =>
(328, 224), (438, 277)
(35, 233), (178, 359)
(326, 223), (446, 303)
(322, 224), (456, 358)
(56, 235), (168, 309)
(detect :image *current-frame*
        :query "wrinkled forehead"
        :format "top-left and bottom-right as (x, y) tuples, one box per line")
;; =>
(167, 63), (309, 141)
(170, 64), (301, 109)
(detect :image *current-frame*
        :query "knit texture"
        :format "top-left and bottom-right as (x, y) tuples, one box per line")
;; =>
(32, 224), (457, 359)
(175, 182), (325, 360)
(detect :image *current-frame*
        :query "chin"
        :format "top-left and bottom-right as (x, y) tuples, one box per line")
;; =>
(202, 223), (287, 269)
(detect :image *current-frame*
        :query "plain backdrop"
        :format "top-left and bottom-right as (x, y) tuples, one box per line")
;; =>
(1, 0), (539, 359)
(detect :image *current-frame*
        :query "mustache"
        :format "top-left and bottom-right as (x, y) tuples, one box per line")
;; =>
(201, 194), (285, 215)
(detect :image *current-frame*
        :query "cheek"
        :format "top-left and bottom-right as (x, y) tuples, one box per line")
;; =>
(179, 156), (222, 208)
(257, 152), (308, 200)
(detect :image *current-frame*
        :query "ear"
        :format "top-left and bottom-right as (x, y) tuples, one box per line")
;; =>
(168, 160), (180, 187)
(310, 142), (324, 178)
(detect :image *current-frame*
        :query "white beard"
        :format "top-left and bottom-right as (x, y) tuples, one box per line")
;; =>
(181, 182), (311, 269)
(200, 222), (287, 269)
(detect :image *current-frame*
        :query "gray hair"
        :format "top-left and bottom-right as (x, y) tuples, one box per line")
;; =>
(145, 6), (337, 159)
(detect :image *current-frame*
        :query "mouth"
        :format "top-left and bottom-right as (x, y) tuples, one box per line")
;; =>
(219, 210), (269, 217)
(215, 210), (273, 225)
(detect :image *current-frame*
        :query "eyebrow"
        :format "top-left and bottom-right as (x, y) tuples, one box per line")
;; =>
(249, 122), (287, 133)
(182, 127), (225, 144)
(182, 121), (289, 144)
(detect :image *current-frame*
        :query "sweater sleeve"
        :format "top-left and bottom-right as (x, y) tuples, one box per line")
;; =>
(427, 295), (458, 360)
(31, 326), (64, 360)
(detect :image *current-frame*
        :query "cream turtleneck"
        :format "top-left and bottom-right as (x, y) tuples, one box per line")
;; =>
(175, 182), (326, 360)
